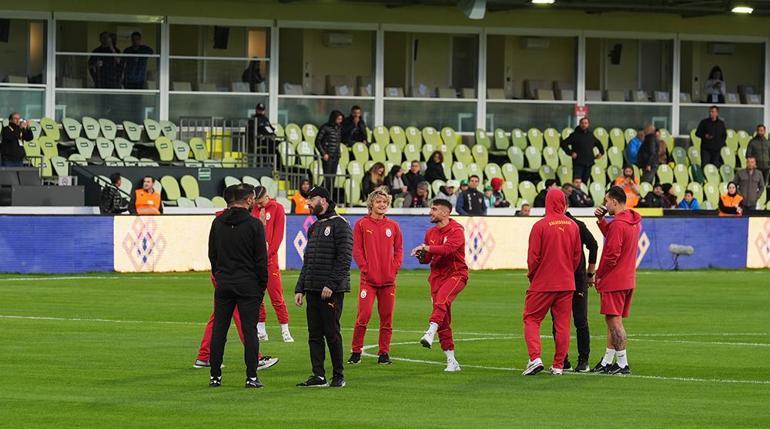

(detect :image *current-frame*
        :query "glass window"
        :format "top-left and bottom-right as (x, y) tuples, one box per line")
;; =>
(486, 103), (574, 131)
(586, 104), (671, 131)
(586, 38), (673, 103)
(0, 18), (47, 119)
(278, 98), (374, 128)
(679, 105), (762, 136)
(679, 40), (764, 105)
(486, 34), (576, 101)
(169, 94), (267, 123)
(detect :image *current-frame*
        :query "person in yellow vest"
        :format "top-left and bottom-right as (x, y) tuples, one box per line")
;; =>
(290, 179), (311, 214)
(718, 181), (743, 217)
(130, 176), (163, 215)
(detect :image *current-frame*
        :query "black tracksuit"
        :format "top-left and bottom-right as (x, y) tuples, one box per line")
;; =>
(316, 122), (343, 191)
(560, 127), (604, 183)
(695, 117), (727, 167)
(208, 207), (269, 379)
(295, 206), (353, 380)
(553, 212), (598, 363)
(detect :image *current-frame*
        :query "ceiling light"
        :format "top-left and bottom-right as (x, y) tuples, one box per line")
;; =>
(532, 0), (555, 5)
(731, 5), (754, 14)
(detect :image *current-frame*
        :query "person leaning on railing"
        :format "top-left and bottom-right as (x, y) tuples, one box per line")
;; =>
(1, 112), (33, 167)
(99, 173), (129, 215)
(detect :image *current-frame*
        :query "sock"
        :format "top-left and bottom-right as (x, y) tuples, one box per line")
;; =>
(280, 323), (289, 333)
(616, 350), (628, 368)
(257, 322), (266, 333)
(444, 350), (455, 361)
(601, 348), (616, 366)
(427, 322), (439, 335)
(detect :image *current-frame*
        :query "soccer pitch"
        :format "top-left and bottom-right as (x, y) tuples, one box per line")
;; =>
(1, 270), (769, 428)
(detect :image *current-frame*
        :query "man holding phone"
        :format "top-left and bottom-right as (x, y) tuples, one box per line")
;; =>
(592, 186), (641, 375)
(1, 112), (33, 167)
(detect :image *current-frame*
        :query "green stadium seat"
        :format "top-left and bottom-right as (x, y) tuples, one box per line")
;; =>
(518, 181), (537, 204)
(624, 128), (636, 144)
(221, 157), (241, 168)
(511, 128), (527, 151)
(274, 124), (284, 139)
(591, 165), (605, 185)
(122, 121), (142, 142)
(302, 124), (318, 145)
(51, 156), (68, 177)
(609, 128), (624, 150)
(96, 118), (116, 141)
(502, 163), (519, 183)
(757, 189), (767, 209)
(160, 176), (182, 204)
(176, 197), (195, 208)
(503, 180), (518, 205)
(638, 181), (652, 198)
(725, 129), (738, 153)
(422, 142), (437, 162)
(593, 127), (609, 150)
(453, 144), (472, 165)
(672, 146), (687, 165)
(155, 137), (174, 163)
(115, 137), (134, 160)
(352, 142), (369, 164)
(285, 123), (302, 146)
(440, 143), (453, 166)
(452, 162), (468, 181)
(123, 156), (140, 166)
(561, 127), (573, 141)
(674, 163), (689, 185)
(295, 141), (314, 168)
(508, 146), (525, 170)
(242, 176), (260, 187)
(720, 164), (735, 183)
(422, 127), (441, 146)
(440, 127), (459, 152)
(385, 144), (402, 164)
(405, 126), (422, 149)
(61, 117), (82, 140)
(542, 146), (559, 169)
(607, 165), (621, 183)
(212, 196), (227, 208)
(309, 161), (323, 187)
(195, 197), (214, 208)
(431, 179), (445, 196)
(344, 178), (363, 207)
(404, 143), (420, 162)
(224, 176), (242, 187)
(467, 163), (482, 179)
(68, 154), (88, 166)
(27, 120), (42, 140)
(557, 165), (572, 185)
(558, 148), (572, 167)
(524, 146), (541, 172)
(589, 182), (605, 206)
(670, 183), (684, 202)
(369, 143), (386, 163)
(373, 126), (390, 146)
(118, 175), (133, 196)
(159, 120), (178, 140)
(474, 129), (491, 149)
(543, 128), (560, 149)
(721, 146), (736, 168)
(657, 164), (674, 184)
(339, 145), (350, 169)
(539, 165), (555, 181)
(389, 126), (406, 150)
(75, 138), (95, 160)
(703, 164), (720, 185)
(138, 158), (158, 167)
(180, 175), (200, 199)
(277, 141), (295, 167)
(688, 146), (701, 166)
(527, 128), (543, 151)
(594, 151), (607, 169)
(471, 144), (488, 169)
(607, 146), (623, 167)
(737, 146), (747, 169)
(492, 128), (510, 154)
(659, 128), (675, 154)
(40, 117), (60, 141)
(690, 129), (701, 150)
(143, 119), (162, 141)
(189, 137), (209, 161)
(104, 156), (123, 167)
(736, 130), (751, 150)
(39, 136), (58, 159)
(687, 182), (704, 203)
(184, 160), (203, 168)
(172, 140), (189, 161)
(484, 163), (502, 181)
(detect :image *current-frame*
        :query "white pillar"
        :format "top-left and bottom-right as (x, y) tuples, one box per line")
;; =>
(672, 35), (681, 136)
(476, 28), (487, 130)
(45, 14), (55, 119)
(375, 25), (385, 126)
(269, 22), (280, 124)
(159, 20), (170, 121)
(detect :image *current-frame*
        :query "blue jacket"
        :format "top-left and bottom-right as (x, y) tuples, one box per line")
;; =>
(677, 198), (700, 210)
(626, 137), (642, 165)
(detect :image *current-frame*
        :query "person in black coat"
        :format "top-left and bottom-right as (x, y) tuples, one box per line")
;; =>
(295, 186), (353, 388)
(208, 184), (269, 388)
(1, 112), (33, 167)
(560, 117), (604, 183)
(403, 160), (426, 195)
(341, 105), (368, 146)
(636, 124), (659, 184)
(695, 105), (727, 168)
(316, 110), (344, 191)
(424, 151), (448, 183)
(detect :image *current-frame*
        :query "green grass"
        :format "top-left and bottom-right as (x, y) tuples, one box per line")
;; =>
(1, 270), (769, 428)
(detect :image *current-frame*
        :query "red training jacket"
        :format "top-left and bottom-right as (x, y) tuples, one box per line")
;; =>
(352, 215), (403, 287)
(595, 208), (642, 292)
(527, 189), (582, 292)
(251, 199), (285, 265)
(422, 218), (468, 283)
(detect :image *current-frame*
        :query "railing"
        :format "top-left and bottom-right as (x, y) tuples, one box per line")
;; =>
(179, 116), (278, 169)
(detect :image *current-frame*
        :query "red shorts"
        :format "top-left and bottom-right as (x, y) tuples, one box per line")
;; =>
(600, 289), (634, 318)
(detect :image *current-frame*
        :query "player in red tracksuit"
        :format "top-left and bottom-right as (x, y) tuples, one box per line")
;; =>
(522, 189), (582, 376)
(251, 187), (294, 343)
(194, 200), (278, 370)
(349, 188), (403, 365)
(411, 199), (467, 372)
(592, 186), (641, 375)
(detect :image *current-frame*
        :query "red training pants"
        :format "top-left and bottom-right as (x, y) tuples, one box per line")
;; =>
(523, 290), (573, 369)
(429, 275), (467, 351)
(258, 263), (290, 324)
(351, 282), (396, 354)
(196, 274), (247, 361)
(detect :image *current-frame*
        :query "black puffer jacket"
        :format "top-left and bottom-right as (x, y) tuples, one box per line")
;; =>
(560, 127), (604, 167)
(316, 119), (343, 159)
(295, 206), (353, 294)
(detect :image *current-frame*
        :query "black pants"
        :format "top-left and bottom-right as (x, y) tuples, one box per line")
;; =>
(552, 278), (590, 361)
(210, 286), (264, 379)
(305, 291), (344, 380)
(573, 163), (591, 184)
(701, 146), (722, 168)
(322, 157), (339, 192)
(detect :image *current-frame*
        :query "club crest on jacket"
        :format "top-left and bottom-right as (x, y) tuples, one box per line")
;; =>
(324, 226), (331, 236)
(385, 228), (392, 238)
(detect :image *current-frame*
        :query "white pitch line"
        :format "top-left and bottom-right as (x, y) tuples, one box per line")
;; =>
(632, 338), (770, 347)
(0, 275), (204, 282)
(361, 340), (770, 385)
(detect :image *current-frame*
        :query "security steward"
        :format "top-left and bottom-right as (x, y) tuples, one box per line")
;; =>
(248, 103), (276, 157)
(295, 186), (353, 388)
(208, 184), (269, 388)
(129, 176), (163, 215)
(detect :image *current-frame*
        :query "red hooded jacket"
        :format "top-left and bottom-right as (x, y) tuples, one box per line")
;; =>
(527, 189), (582, 292)
(596, 208), (642, 292)
(251, 199), (285, 266)
(421, 218), (468, 284)
(352, 215), (403, 287)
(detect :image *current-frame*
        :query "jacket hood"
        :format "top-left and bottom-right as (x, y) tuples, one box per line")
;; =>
(613, 208), (642, 225)
(219, 207), (252, 226)
(545, 189), (567, 216)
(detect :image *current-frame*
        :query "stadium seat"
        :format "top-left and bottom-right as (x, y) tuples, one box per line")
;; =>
(543, 128), (560, 149)
(557, 165), (572, 185)
(757, 189), (767, 209)
(373, 126), (390, 146)
(474, 129), (491, 149)
(687, 182), (704, 203)
(501, 163), (519, 184)
(518, 181), (536, 204)
(657, 164), (674, 184)
(542, 147), (559, 169)
(720, 146), (736, 168)
(176, 197), (195, 208)
(623, 128), (636, 144)
(451, 162), (468, 181)
(138, 158), (158, 167)
(68, 154), (87, 166)
(607, 146), (623, 167)
(122, 156), (139, 166)
(180, 175), (200, 199)
(674, 163), (689, 185)
(422, 143), (437, 162)
(285, 123), (302, 147)
(143, 119), (162, 141)
(184, 160), (203, 168)
(690, 129), (701, 150)
(212, 196), (227, 208)
(522, 146), (541, 173)
(492, 128), (510, 155)
(224, 176), (242, 187)
(122, 121), (142, 142)
(195, 197), (214, 208)
(594, 151), (607, 169)
(351, 142), (369, 164)
(703, 164), (720, 185)
(539, 165), (555, 181)
(607, 165), (621, 183)
(62, 117), (82, 140)
(114, 138), (134, 160)
(389, 126), (406, 150)
(511, 129), (527, 151)
(369, 143), (386, 163)
(467, 163), (482, 179)
(242, 176), (260, 187)
(155, 137), (175, 163)
(295, 141), (314, 168)
(720, 164), (735, 183)
(104, 156), (123, 167)
(99, 118), (117, 140)
(40, 117), (60, 141)
(609, 128), (624, 150)
(80, 117), (100, 140)
(27, 120), (42, 140)
(508, 146), (525, 170)
(687, 146), (701, 166)
(440, 127), (459, 152)
(725, 129), (738, 153)
(737, 147), (747, 169)
(302, 124), (318, 145)
(593, 127), (609, 150)
(404, 143), (420, 162)
(471, 145), (488, 169)
(484, 163), (502, 181)
(38, 136), (58, 160)
(405, 126), (422, 149)
(527, 128), (543, 151)
(589, 182), (605, 205)
(118, 176), (133, 196)
(385, 144), (402, 165)
(344, 178), (363, 206)
(561, 127), (573, 141)
(50, 156), (68, 177)
(160, 176), (182, 205)
(736, 130), (751, 150)
(74, 138), (95, 160)
(671, 183), (684, 202)
(659, 128), (675, 154)
(422, 127), (441, 147)
(672, 147), (687, 165)
(591, 165), (606, 186)
(159, 120), (178, 140)
(171, 140), (190, 161)
(95, 138), (115, 160)
(431, 179), (445, 196)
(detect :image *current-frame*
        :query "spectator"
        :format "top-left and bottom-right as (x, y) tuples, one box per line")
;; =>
(625, 129), (643, 165)
(736, 156), (765, 211)
(403, 160), (425, 195)
(129, 176), (163, 215)
(568, 178), (593, 207)
(290, 179), (311, 214)
(435, 179), (459, 208)
(533, 179), (559, 208)
(362, 162), (386, 200)
(704, 66), (726, 104)
(384, 165), (410, 200)
(483, 185), (495, 208)
(656, 129), (669, 166)
(1, 112), (33, 167)
(613, 166), (641, 208)
(316, 110), (344, 191)
(248, 103), (276, 156)
(719, 181), (743, 216)
(455, 175), (486, 216)
(516, 203), (531, 217)
(641, 184), (665, 208)
(677, 190), (701, 210)
(425, 151), (447, 183)
(661, 184), (678, 208)
(637, 124), (659, 184)
(241, 58), (265, 92)
(489, 177), (510, 208)
(747, 124), (770, 184)
(458, 179), (469, 195)
(122, 32), (153, 89)
(560, 117), (604, 183)
(695, 106), (727, 168)
(99, 173), (129, 215)
(406, 181), (431, 208)
(89, 32), (122, 89)
(341, 105), (368, 146)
